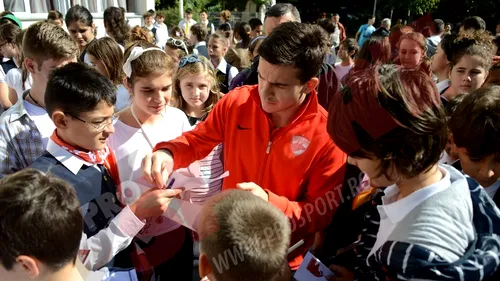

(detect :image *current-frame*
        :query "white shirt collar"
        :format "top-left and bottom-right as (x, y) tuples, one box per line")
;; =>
(46, 138), (93, 175)
(379, 166), (451, 223)
(194, 41), (206, 49)
(216, 58), (228, 74)
(436, 79), (450, 93)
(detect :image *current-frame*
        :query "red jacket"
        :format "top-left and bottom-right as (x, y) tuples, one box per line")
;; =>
(154, 85), (347, 269)
(338, 22), (347, 42)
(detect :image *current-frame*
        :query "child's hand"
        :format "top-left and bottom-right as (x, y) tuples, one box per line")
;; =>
(326, 265), (354, 281)
(129, 188), (182, 220)
(142, 149), (174, 188)
(236, 182), (269, 201)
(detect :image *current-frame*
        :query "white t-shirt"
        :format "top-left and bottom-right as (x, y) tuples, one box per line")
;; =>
(23, 100), (55, 148)
(154, 23), (169, 50)
(107, 106), (191, 240)
(5, 68), (32, 100)
(334, 62), (353, 87)
(0, 64), (5, 84)
(115, 85), (130, 112)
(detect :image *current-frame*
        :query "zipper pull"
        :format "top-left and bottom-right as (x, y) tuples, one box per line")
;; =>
(266, 141), (272, 154)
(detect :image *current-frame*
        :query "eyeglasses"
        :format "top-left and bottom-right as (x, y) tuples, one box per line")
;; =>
(167, 37), (189, 55)
(66, 112), (118, 132)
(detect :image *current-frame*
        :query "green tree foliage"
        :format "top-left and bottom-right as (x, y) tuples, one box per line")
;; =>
(390, 0), (440, 15)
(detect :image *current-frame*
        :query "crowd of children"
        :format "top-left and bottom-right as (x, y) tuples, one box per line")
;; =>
(0, 3), (500, 281)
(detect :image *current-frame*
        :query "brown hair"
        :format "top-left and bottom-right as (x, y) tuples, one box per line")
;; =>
(0, 169), (82, 271)
(398, 32), (428, 56)
(23, 20), (79, 67)
(129, 25), (153, 44)
(328, 65), (447, 179)
(165, 37), (192, 59)
(389, 25), (413, 55)
(199, 190), (290, 281)
(86, 37), (125, 86)
(352, 36), (391, 71)
(449, 86), (500, 159)
(169, 26), (186, 39)
(450, 29), (496, 72)
(15, 29), (28, 90)
(103, 6), (130, 46)
(220, 10), (231, 21)
(124, 41), (175, 85)
(156, 12), (165, 19)
(0, 22), (20, 46)
(173, 55), (222, 114)
(190, 23), (207, 42)
(47, 10), (63, 21)
(142, 10), (155, 19)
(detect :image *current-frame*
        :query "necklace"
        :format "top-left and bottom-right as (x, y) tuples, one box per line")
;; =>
(130, 104), (165, 149)
(27, 91), (44, 108)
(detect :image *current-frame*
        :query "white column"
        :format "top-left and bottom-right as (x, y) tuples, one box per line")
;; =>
(135, 0), (155, 15)
(180, 0), (184, 19)
(0, 1), (4, 14)
(270, 0), (276, 6)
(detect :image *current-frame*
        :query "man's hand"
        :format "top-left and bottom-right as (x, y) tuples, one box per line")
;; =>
(142, 149), (174, 188)
(236, 182), (269, 201)
(129, 188), (183, 221)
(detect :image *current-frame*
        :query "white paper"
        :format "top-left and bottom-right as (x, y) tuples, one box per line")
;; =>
(294, 252), (334, 281)
(167, 162), (229, 192)
(163, 198), (203, 232)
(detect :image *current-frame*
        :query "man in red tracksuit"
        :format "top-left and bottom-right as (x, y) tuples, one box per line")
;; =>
(142, 22), (347, 271)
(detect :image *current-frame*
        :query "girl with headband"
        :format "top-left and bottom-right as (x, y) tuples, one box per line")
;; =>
(108, 41), (193, 280)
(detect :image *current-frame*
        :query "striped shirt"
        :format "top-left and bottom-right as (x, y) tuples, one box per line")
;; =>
(187, 115), (223, 204)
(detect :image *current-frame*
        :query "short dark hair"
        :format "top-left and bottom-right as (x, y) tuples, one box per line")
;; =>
(258, 22), (328, 83)
(317, 18), (336, 34)
(48, 10), (63, 21)
(217, 22), (232, 32)
(449, 86), (500, 159)
(190, 23), (208, 42)
(265, 3), (301, 23)
(185, 8), (193, 14)
(341, 38), (359, 58)
(200, 9), (208, 14)
(328, 65), (446, 179)
(249, 18), (263, 30)
(440, 33), (458, 62)
(431, 19), (444, 34)
(0, 169), (82, 271)
(156, 11), (165, 19)
(462, 16), (486, 31)
(45, 62), (116, 116)
(65, 5), (93, 27)
(199, 190), (290, 281)
(332, 13), (339, 17)
(143, 10), (154, 19)
(0, 22), (20, 46)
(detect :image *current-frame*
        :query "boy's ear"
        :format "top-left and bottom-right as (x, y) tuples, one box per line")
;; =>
(52, 111), (69, 129)
(91, 23), (96, 33)
(24, 57), (36, 74)
(16, 255), (40, 279)
(198, 253), (212, 279)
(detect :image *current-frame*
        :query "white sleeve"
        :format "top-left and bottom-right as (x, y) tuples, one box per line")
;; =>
(4, 69), (15, 89)
(178, 21), (183, 30)
(228, 67), (239, 87)
(79, 205), (145, 271)
(0, 66), (6, 84)
(210, 23), (215, 34)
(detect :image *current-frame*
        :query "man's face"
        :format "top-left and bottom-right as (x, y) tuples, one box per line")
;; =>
(257, 58), (308, 114)
(369, 18), (375, 25)
(332, 16), (339, 24)
(185, 13), (193, 21)
(264, 12), (296, 35)
(496, 24), (500, 34)
(156, 16), (164, 24)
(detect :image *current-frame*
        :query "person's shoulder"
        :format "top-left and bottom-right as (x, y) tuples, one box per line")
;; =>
(29, 152), (58, 171)
(0, 101), (24, 125)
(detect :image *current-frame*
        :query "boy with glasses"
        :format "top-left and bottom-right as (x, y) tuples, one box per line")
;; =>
(30, 62), (182, 276)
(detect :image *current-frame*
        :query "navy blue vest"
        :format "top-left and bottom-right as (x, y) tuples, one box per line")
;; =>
(30, 151), (134, 270)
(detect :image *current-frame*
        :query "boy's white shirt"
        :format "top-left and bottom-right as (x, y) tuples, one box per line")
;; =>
(153, 22), (169, 49)
(46, 138), (145, 271)
(215, 58), (239, 86)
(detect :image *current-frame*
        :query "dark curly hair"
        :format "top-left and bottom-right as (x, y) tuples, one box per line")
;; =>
(450, 29), (496, 72)
(103, 6), (130, 46)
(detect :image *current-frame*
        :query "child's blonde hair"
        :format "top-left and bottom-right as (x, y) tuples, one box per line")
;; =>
(123, 41), (175, 86)
(173, 54), (222, 114)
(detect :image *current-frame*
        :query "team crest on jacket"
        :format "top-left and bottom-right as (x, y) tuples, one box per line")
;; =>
(291, 136), (311, 156)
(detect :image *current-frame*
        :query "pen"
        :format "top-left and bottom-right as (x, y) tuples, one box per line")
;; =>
(287, 239), (304, 255)
(165, 178), (176, 189)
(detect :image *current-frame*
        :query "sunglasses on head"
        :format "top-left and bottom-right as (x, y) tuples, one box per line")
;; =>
(167, 38), (189, 55)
